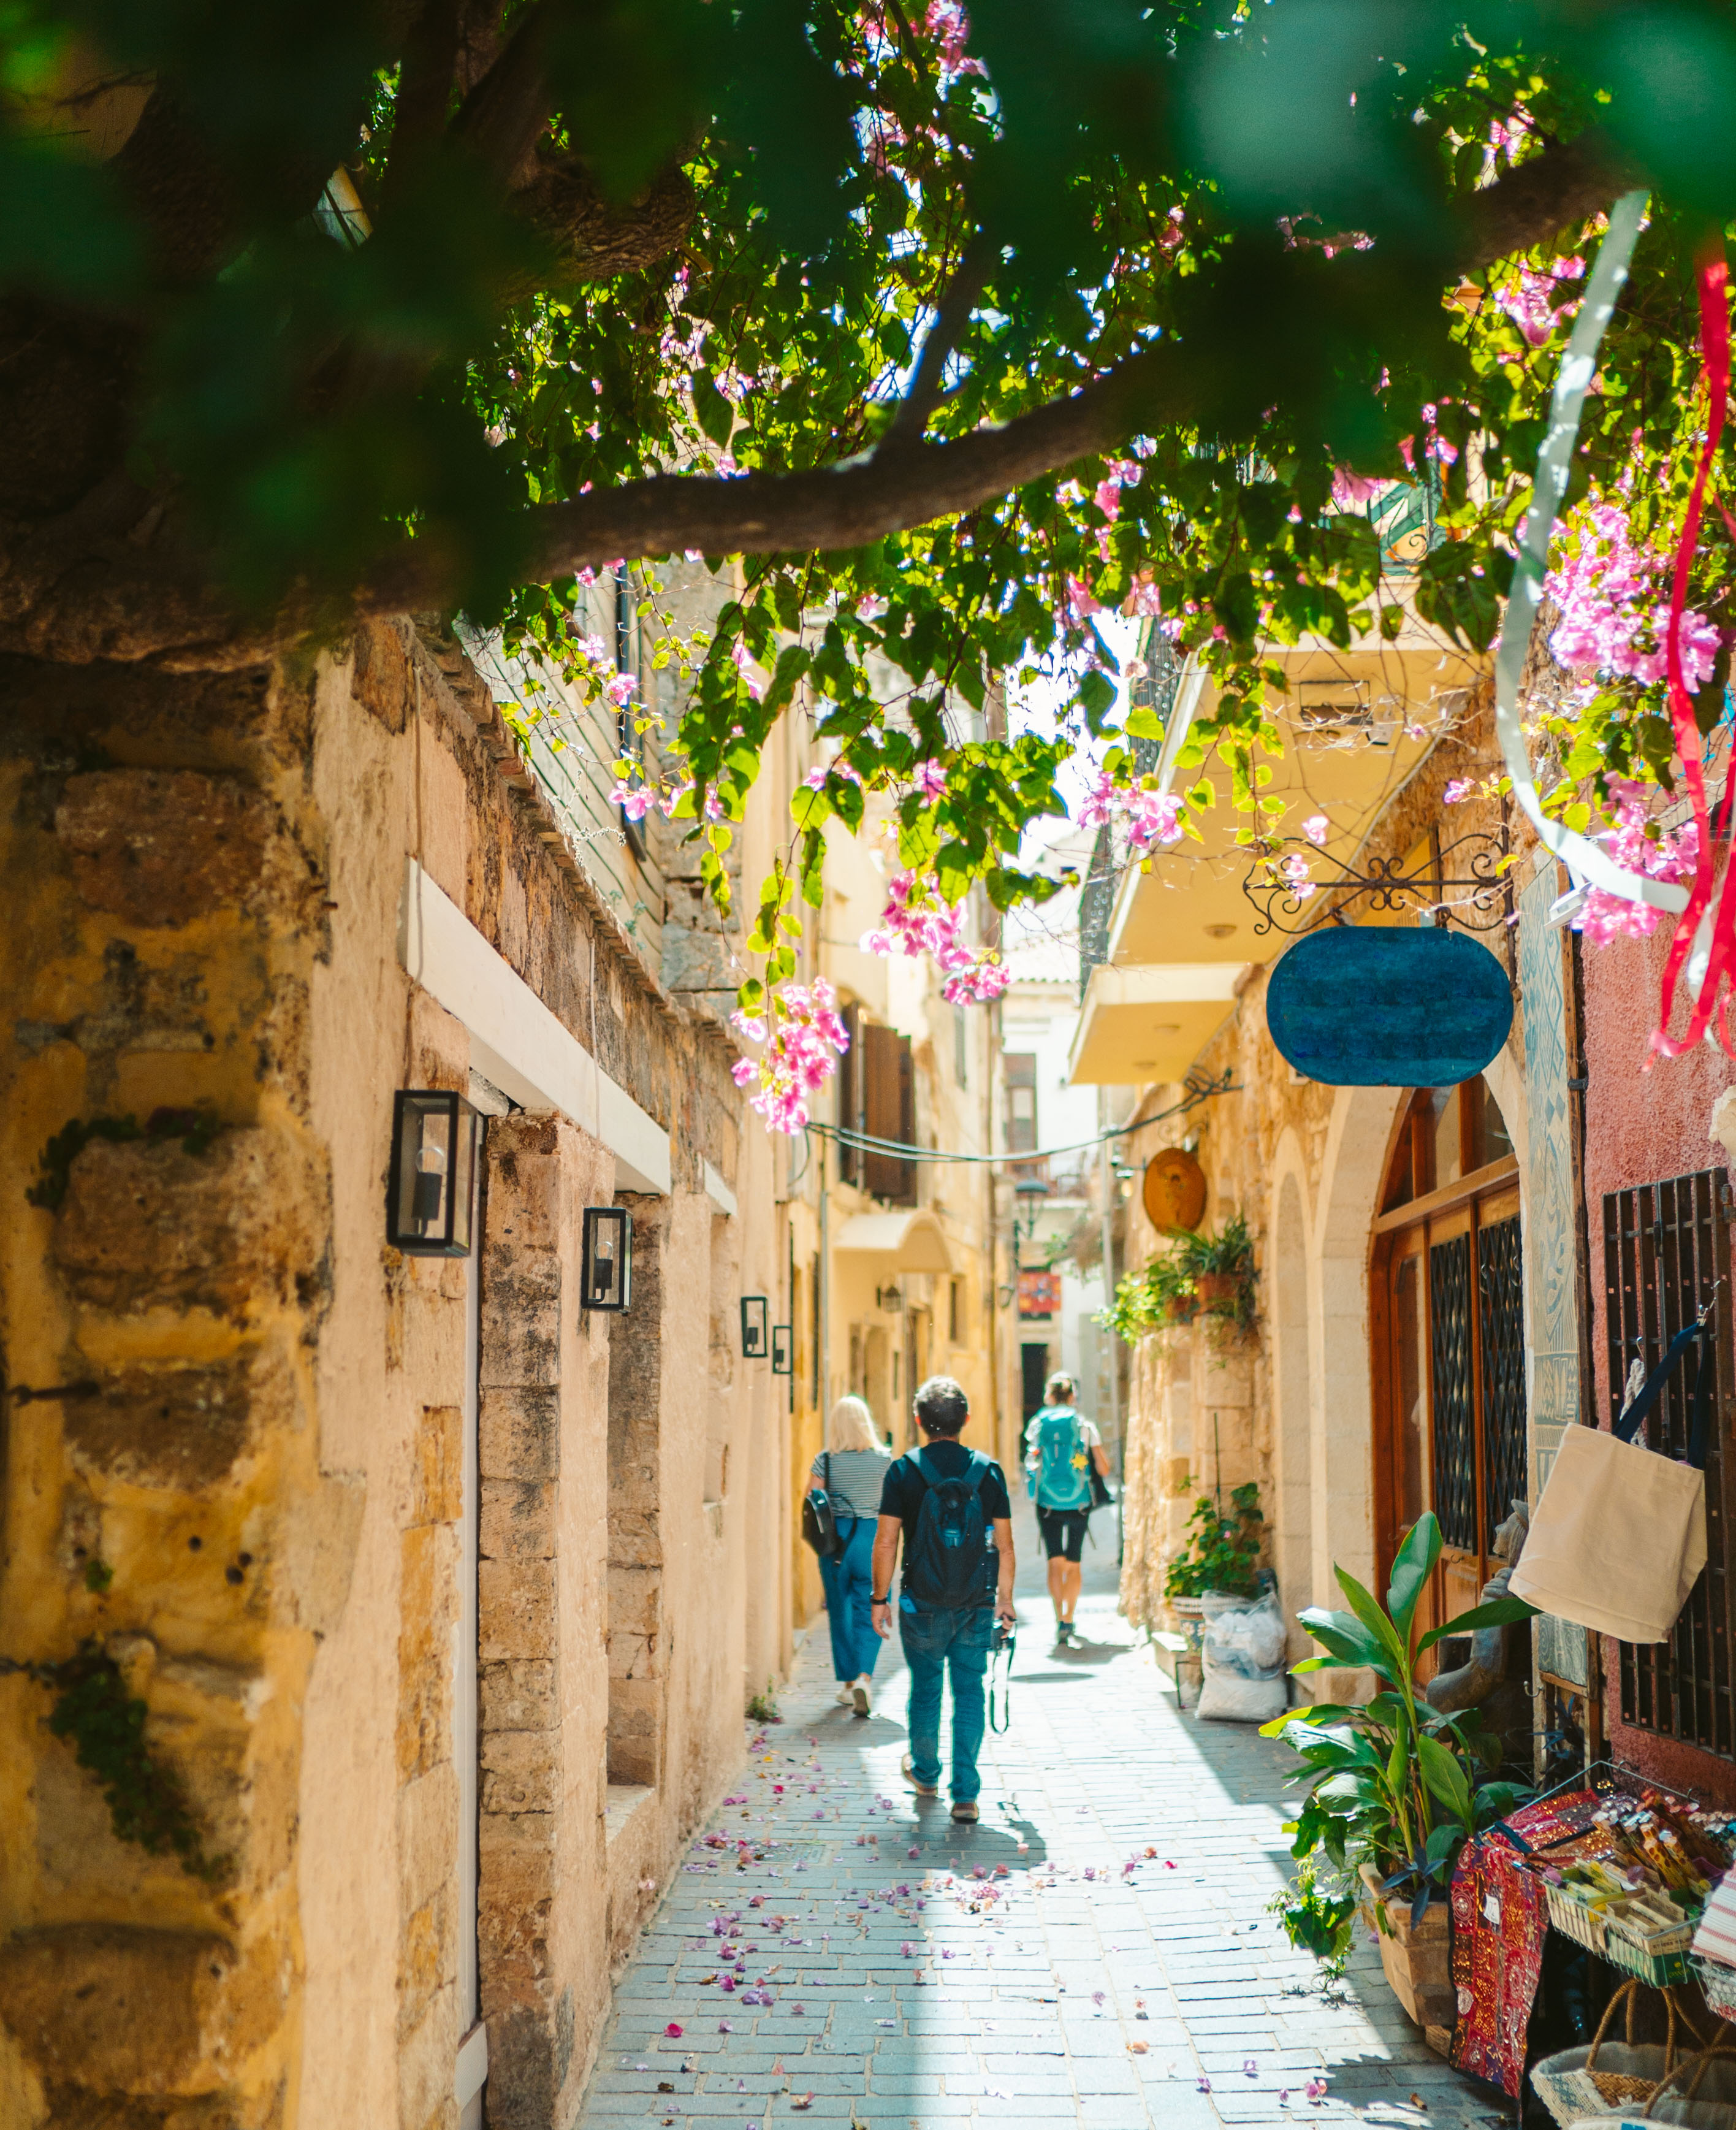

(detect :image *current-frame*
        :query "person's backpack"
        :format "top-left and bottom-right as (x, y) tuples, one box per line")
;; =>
(903, 1448), (996, 1610)
(1029, 1406), (1092, 1511)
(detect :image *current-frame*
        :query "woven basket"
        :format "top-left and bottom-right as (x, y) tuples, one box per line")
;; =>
(1533, 1982), (1689, 2127)
(1647, 2044), (1736, 2130)
(1691, 1956), (1736, 2026)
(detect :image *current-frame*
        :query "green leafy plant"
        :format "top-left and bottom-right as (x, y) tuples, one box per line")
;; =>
(1179, 1216), (1257, 1327)
(1100, 1250), (1195, 1344)
(3, 1641), (224, 1882)
(745, 1682), (782, 1723)
(1163, 1479), (1264, 1600)
(1263, 1511), (1536, 1926)
(26, 1105), (221, 1212)
(1268, 1855), (1358, 1979)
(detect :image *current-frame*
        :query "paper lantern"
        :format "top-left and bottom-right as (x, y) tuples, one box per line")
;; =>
(1266, 926), (1512, 1086)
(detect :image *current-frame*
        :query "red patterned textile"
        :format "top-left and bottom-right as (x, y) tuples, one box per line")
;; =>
(1449, 1791), (1604, 2096)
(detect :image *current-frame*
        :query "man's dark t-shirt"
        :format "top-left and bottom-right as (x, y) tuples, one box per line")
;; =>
(878, 1440), (1012, 1586)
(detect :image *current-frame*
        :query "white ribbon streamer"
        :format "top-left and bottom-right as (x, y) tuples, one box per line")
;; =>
(1492, 188), (1691, 915)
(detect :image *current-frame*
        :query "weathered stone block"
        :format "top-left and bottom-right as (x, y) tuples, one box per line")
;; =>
(479, 1815), (555, 2006)
(398, 1980), (457, 2129)
(352, 619), (410, 735)
(398, 1886), (455, 2037)
(398, 1525), (457, 1779)
(479, 1659), (557, 1732)
(63, 1345), (294, 1491)
(397, 1763), (458, 1919)
(478, 1559), (555, 1662)
(479, 1248), (562, 1388)
(0, 1923), (281, 2096)
(55, 769), (274, 928)
(481, 2002), (557, 2130)
(269, 1469), (366, 1641)
(53, 1132), (321, 1321)
(479, 1479), (555, 1562)
(411, 1403), (462, 1525)
(478, 1387), (560, 1481)
(606, 1565), (661, 1646)
(606, 1679), (661, 1789)
(481, 1728), (559, 1815)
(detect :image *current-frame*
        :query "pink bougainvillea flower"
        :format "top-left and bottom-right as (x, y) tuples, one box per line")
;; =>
(912, 758), (948, 801)
(1301, 813), (1330, 846)
(1331, 467), (1386, 510)
(1443, 777), (1473, 804)
(664, 2023), (684, 2038)
(609, 781), (655, 822)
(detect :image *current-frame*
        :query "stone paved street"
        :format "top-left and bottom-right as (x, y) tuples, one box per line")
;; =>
(576, 1503), (1510, 2130)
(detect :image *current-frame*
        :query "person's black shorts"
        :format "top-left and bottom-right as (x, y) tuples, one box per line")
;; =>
(1036, 1505), (1089, 1562)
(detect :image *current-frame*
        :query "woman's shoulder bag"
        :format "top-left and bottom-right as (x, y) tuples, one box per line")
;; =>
(801, 1451), (846, 1559)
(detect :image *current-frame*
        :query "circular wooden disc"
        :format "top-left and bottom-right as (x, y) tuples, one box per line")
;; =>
(1142, 1147), (1207, 1237)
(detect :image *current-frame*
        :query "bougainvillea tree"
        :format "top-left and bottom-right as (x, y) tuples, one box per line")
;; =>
(6, 1), (1736, 1086)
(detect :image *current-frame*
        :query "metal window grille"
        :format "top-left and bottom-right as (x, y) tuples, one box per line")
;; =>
(1479, 1215), (1529, 1551)
(1430, 1234), (1479, 1552)
(1605, 1168), (1734, 1756)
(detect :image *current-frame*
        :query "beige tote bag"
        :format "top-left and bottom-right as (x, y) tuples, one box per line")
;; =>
(1510, 1319), (1712, 1646)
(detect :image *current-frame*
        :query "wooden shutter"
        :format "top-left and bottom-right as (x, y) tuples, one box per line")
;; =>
(862, 1022), (915, 1204)
(837, 1002), (863, 1184)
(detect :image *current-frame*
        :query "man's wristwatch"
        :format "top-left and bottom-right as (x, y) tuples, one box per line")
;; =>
(872, 1592), (890, 1605)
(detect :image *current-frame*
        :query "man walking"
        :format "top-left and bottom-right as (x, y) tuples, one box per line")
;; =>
(870, 1376), (1016, 1824)
(1024, 1371), (1111, 1646)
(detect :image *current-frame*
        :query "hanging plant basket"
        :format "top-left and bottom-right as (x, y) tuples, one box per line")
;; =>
(1194, 1272), (1242, 1312)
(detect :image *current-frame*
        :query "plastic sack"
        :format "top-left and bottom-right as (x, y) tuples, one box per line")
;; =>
(1195, 1587), (1288, 1723)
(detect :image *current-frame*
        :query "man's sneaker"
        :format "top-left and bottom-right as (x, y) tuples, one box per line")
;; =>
(900, 1754), (939, 1797)
(852, 1679), (872, 1717)
(950, 1799), (980, 1824)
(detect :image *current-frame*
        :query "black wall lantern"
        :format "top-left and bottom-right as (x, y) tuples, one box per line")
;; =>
(582, 1206), (633, 1311)
(771, 1324), (793, 1375)
(388, 1090), (478, 1256)
(740, 1296), (769, 1358)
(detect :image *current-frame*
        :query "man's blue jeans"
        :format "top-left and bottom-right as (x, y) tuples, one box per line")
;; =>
(818, 1518), (880, 1682)
(899, 1597), (994, 1801)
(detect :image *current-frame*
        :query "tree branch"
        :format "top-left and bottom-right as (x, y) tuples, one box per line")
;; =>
(0, 128), (1650, 669)
(449, 0), (558, 189)
(382, 0), (463, 207)
(880, 237), (991, 453)
(1453, 128), (1642, 274)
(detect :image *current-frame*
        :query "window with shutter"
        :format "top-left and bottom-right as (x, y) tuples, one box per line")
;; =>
(862, 1021), (915, 1204)
(1605, 1169), (1735, 1756)
(1005, 1053), (1038, 1156)
(837, 1001), (864, 1185)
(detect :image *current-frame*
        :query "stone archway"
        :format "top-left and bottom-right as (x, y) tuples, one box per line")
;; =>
(1310, 1082), (1406, 1602)
(1270, 1160), (1314, 1660)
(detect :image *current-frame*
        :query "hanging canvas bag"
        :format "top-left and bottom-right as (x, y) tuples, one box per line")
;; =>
(1510, 1316), (1715, 1644)
(801, 1452), (845, 1560)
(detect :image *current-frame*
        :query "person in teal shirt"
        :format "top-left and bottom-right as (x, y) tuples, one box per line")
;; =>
(1023, 1372), (1110, 1646)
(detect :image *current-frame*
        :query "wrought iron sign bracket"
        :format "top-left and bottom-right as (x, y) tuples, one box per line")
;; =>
(1241, 828), (1513, 937)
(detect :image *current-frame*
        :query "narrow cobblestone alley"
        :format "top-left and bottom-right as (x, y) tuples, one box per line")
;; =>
(576, 1505), (1510, 2130)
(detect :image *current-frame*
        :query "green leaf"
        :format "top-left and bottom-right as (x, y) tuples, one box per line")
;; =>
(1415, 1735), (1472, 1826)
(1417, 1595), (1538, 1653)
(1385, 1513), (1442, 1644)
(692, 370), (736, 449)
(1331, 1569), (1408, 1684)
(1295, 1608), (1387, 1674)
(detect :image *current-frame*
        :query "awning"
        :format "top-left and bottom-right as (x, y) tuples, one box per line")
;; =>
(833, 1209), (955, 1274)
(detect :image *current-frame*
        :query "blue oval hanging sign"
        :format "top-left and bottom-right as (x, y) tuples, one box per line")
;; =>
(1265, 926), (1513, 1086)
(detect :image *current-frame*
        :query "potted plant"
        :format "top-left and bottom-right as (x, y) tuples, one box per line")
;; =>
(1100, 1250), (1195, 1340)
(1263, 1511), (1536, 2032)
(1179, 1214), (1255, 1323)
(1163, 1479), (1265, 1605)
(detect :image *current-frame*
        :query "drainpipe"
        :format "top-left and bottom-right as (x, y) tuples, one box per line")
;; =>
(818, 1145), (830, 1418)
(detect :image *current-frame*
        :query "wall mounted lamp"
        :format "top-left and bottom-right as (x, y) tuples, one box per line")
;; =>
(771, 1324), (793, 1375)
(581, 1205), (632, 1311)
(387, 1091), (478, 1256)
(740, 1295), (769, 1357)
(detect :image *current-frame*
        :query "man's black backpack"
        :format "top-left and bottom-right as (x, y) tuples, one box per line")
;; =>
(903, 1447), (996, 1609)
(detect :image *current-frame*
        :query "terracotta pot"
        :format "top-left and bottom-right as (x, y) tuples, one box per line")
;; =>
(1163, 1295), (1197, 1323)
(1357, 1863), (1455, 2033)
(1194, 1272), (1242, 1312)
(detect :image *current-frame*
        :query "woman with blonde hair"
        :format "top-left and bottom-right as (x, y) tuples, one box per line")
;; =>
(810, 1395), (892, 1714)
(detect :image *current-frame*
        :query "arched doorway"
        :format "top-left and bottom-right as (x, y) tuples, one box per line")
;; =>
(1371, 1075), (1525, 1655)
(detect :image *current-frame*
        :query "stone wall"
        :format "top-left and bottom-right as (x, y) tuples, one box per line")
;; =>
(0, 619), (782, 2128)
